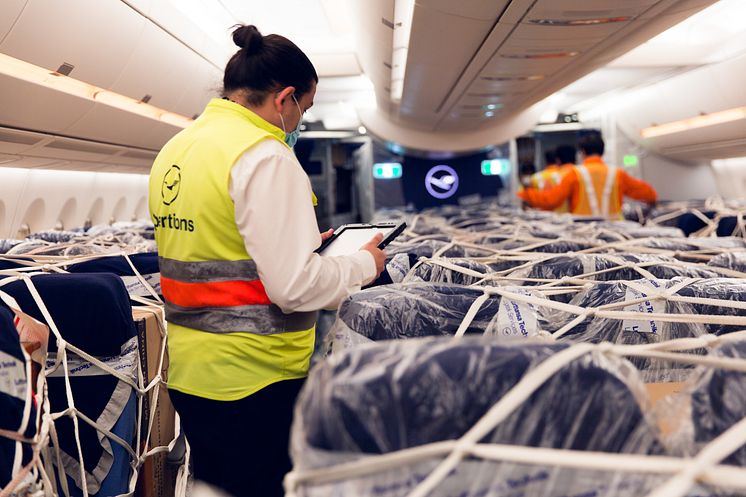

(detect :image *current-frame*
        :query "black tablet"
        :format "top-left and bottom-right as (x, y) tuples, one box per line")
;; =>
(315, 221), (406, 256)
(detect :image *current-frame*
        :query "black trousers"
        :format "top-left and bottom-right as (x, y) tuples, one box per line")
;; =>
(169, 378), (305, 497)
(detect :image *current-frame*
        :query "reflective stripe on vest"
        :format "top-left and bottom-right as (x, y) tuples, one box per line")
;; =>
(601, 166), (618, 217)
(159, 257), (316, 334)
(576, 165), (618, 217)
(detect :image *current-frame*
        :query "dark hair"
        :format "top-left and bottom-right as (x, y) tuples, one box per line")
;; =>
(555, 144), (577, 164)
(544, 149), (557, 166)
(578, 133), (605, 156)
(223, 25), (318, 106)
(519, 162), (536, 176)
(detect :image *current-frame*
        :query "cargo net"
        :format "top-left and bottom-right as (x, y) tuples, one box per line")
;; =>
(641, 197), (746, 238)
(0, 248), (186, 497)
(291, 205), (746, 497)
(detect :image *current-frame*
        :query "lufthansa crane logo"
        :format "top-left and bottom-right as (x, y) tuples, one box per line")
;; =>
(161, 165), (181, 205)
(425, 165), (459, 200)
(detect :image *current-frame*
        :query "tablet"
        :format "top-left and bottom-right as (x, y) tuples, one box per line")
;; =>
(316, 222), (406, 257)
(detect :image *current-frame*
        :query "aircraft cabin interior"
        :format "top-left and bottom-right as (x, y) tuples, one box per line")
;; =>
(2, 1), (746, 497)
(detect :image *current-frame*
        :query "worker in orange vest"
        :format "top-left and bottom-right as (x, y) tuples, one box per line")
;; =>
(518, 133), (656, 218)
(529, 145), (577, 213)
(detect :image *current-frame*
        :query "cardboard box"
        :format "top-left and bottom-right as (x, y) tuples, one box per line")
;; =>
(645, 381), (687, 436)
(133, 307), (177, 497)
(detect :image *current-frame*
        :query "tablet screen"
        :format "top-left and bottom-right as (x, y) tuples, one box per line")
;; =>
(320, 226), (397, 257)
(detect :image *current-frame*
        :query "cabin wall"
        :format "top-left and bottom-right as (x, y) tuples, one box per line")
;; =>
(0, 167), (149, 239)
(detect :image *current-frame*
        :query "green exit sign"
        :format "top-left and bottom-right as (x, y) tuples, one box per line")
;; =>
(481, 159), (510, 176)
(373, 162), (402, 179)
(623, 155), (639, 168)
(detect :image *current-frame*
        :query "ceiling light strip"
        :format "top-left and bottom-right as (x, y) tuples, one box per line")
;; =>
(0, 52), (194, 128)
(641, 106), (746, 139)
(390, 0), (415, 103)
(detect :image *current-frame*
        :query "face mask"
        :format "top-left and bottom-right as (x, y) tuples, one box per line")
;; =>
(279, 94), (303, 148)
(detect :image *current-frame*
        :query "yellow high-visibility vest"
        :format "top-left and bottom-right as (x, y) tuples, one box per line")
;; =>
(149, 98), (316, 401)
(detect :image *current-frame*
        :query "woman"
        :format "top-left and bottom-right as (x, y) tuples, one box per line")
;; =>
(149, 25), (386, 496)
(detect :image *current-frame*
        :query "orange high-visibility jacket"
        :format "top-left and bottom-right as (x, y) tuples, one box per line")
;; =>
(518, 156), (657, 218)
(530, 163), (574, 213)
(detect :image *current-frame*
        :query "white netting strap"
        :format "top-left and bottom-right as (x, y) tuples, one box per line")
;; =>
(286, 338), (746, 497)
(453, 291), (491, 338)
(0, 271), (175, 497)
(121, 251), (163, 304)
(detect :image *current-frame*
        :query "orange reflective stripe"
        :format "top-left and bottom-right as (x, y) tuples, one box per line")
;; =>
(161, 276), (272, 307)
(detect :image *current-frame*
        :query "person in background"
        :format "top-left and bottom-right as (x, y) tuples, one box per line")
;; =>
(518, 162), (537, 210)
(518, 133), (656, 218)
(149, 24), (386, 497)
(528, 144), (577, 213)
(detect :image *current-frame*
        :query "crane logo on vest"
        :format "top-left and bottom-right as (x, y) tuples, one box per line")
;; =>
(425, 165), (459, 199)
(161, 165), (181, 206)
(154, 164), (195, 232)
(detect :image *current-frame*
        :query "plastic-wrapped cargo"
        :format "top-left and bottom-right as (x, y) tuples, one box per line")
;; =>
(685, 340), (746, 466)
(386, 239), (466, 259)
(707, 252), (746, 273)
(404, 259), (517, 286)
(27, 231), (81, 243)
(6, 240), (53, 255)
(541, 278), (746, 380)
(289, 337), (665, 497)
(0, 239), (23, 255)
(327, 283), (559, 354)
(328, 284), (501, 351)
(2, 273), (138, 497)
(66, 252), (161, 298)
(0, 305), (38, 493)
(505, 253), (721, 285)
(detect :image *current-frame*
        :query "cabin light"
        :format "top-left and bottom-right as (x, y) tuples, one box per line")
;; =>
(529, 16), (633, 26)
(641, 106), (746, 138)
(390, 0), (415, 102)
(0, 52), (194, 128)
(481, 75), (545, 82)
(484, 111), (495, 117)
(358, 126), (367, 135)
(501, 52), (579, 59)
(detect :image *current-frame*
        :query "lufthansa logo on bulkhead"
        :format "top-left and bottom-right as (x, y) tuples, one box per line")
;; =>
(161, 165), (181, 205)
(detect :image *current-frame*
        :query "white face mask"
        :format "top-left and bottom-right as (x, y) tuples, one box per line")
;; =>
(279, 95), (303, 148)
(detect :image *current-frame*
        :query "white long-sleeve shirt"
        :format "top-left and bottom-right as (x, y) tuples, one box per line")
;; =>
(229, 138), (377, 313)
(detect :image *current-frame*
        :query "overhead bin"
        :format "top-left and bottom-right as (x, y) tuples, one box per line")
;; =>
(611, 52), (746, 160)
(0, 0), (222, 164)
(0, 0), (146, 89)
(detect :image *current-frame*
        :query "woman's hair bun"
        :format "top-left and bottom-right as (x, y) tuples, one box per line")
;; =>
(232, 25), (263, 54)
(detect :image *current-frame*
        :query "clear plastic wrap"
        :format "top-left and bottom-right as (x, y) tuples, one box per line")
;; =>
(686, 341), (746, 466)
(27, 230), (80, 243)
(506, 253), (721, 285)
(328, 283), (560, 354)
(290, 337), (664, 497)
(6, 240), (52, 255)
(708, 252), (746, 273)
(0, 239), (24, 254)
(0, 306), (38, 491)
(328, 284), (502, 349)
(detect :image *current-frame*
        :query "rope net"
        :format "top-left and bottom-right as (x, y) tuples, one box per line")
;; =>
(291, 205), (746, 497)
(0, 223), (184, 497)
